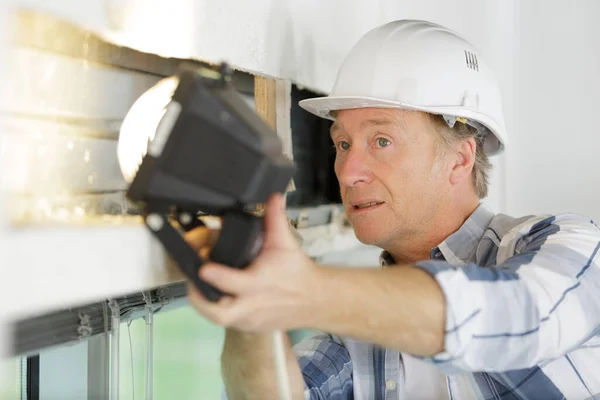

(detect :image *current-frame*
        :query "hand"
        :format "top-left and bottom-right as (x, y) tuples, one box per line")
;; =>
(187, 193), (322, 332)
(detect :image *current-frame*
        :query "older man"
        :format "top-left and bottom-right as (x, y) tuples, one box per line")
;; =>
(187, 20), (600, 399)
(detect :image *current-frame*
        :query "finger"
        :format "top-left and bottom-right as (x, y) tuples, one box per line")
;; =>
(199, 262), (254, 295)
(187, 283), (236, 324)
(263, 193), (298, 250)
(184, 227), (220, 252)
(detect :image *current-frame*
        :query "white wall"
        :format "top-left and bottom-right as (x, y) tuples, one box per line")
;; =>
(505, 0), (600, 222)
(5, 0), (514, 90)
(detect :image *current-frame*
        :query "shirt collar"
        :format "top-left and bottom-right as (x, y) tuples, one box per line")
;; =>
(379, 203), (495, 266)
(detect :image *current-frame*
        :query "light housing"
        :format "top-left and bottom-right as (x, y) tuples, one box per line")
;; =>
(118, 64), (295, 301)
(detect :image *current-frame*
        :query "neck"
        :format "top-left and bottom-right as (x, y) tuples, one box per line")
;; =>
(387, 196), (480, 265)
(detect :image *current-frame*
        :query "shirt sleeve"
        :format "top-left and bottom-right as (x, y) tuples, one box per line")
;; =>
(293, 333), (353, 400)
(414, 215), (600, 373)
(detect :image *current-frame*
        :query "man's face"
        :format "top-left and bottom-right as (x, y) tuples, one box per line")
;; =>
(331, 108), (450, 248)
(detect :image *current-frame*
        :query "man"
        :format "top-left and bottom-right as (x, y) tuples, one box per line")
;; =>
(186, 20), (600, 399)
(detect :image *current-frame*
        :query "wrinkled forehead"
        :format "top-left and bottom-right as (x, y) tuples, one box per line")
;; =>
(330, 108), (432, 136)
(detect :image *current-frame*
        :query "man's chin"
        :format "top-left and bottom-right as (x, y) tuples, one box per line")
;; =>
(352, 225), (385, 247)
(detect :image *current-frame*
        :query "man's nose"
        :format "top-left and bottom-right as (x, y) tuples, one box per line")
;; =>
(336, 147), (373, 187)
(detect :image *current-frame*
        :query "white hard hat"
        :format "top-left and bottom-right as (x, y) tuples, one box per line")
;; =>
(299, 20), (507, 155)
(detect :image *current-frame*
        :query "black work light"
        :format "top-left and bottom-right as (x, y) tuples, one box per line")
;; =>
(118, 64), (295, 301)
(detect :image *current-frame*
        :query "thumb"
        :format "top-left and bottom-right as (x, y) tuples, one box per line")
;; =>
(263, 193), (298, 250)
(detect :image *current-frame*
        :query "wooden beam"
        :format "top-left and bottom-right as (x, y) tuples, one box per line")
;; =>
(254, 76), (277, 131)
(254, 76), (296, 199)
(254, 76), (275, 214)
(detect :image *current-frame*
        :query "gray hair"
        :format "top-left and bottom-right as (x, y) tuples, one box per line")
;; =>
(429, 114), (492, 199)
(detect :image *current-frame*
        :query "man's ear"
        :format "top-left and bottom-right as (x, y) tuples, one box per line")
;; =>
(449, 137), (476, 185)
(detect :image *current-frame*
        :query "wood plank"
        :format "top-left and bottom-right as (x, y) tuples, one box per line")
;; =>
(254, 76), (296, 200)
(253, 76), (276, 214)
(254, 76), (277, 130)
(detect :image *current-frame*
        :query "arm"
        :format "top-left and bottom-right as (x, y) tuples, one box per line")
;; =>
(411, 215), (600, 372)
(312, 264), (446, 357)
(186, 195), (353, 399)
(220, 330), (353, 400)
(190, 195), (600, 376)
(316, 215), (600, 372)
(220, 330), (305, 400)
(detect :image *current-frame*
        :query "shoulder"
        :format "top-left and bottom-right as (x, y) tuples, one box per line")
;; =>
(488, 212), (599, 263)
(488, 212), (598, 242)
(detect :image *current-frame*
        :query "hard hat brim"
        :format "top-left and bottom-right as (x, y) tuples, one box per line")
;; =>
(298, 95), (506, 155)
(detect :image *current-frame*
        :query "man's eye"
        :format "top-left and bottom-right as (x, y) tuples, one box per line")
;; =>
(377, 138), (391, 147)
(336, 141), (350, 151)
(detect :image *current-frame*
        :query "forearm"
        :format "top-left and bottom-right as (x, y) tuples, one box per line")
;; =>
(221, 329), (305, 400)
(313, 264), (446, 356)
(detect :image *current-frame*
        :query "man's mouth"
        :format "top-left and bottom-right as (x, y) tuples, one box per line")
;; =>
(353, 201), (385, 210)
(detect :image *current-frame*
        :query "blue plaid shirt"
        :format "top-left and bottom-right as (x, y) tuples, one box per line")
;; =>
(294, 205), (600, 399)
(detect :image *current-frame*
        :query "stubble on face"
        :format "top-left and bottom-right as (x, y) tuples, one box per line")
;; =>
(334, 108), (450, 250)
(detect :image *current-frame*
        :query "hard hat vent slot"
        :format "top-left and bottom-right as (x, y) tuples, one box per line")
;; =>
(464, 50), (479, 71)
